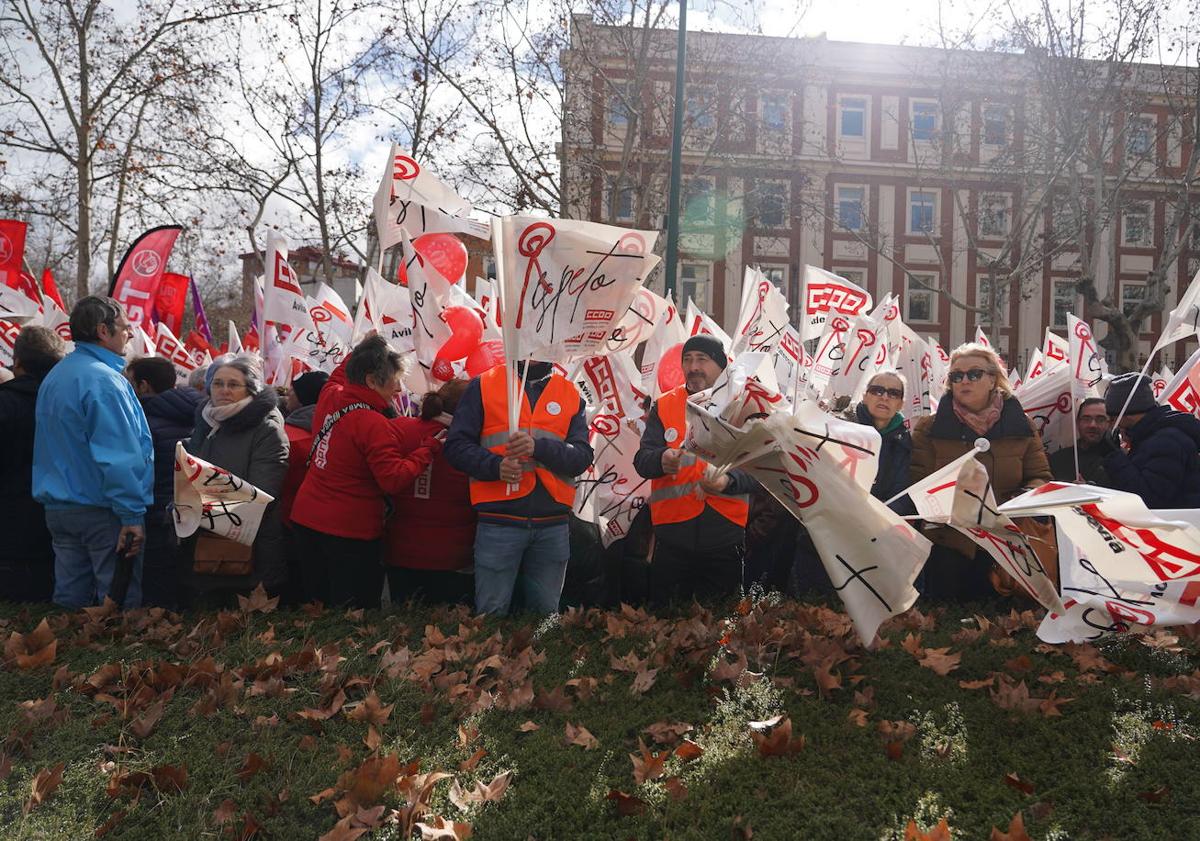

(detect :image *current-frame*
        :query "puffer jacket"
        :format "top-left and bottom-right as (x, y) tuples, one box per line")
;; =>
(186, 388), (290, 593)
(141, 387), (203, 515)
(847, 402), (912, 506)
(910, 395), (1052, 558)
(1104, 405), (1200, 509)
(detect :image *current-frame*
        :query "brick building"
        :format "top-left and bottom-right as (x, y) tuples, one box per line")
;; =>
(560, 15), (1199, 370)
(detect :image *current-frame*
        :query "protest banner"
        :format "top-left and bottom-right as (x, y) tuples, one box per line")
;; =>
(800, 265), (872, 342)
(372, 146), (489, 256)
(153, 272), (189, 337)
(730, 267), (790, 356)
(173, 442), (276, 546)
(110, 225), (182, 328)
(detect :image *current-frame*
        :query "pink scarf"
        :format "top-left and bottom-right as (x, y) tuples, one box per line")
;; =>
(953, 391), (1003, 437)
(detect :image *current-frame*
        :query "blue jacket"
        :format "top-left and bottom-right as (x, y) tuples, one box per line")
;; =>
(33, 342), (154, 525)
(141, 387), (203, 515)
(444, 367), (593, 526)
(1104, 405), (1200, 509)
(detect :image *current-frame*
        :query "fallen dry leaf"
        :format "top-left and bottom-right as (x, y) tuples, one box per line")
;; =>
(415, 815), (473, 840)
(238, 753), (270, 783)
(918, 648), (961, 677)
(448, 770), (511, 811)
(213, 798), (238, 825)
(517, 721), (539, 733)
(1003, 772), (1035, 795)
(905, 817), (952, 841)
(629, 738), (667, 784)
(564, 722), (599, 750)
(4, 618), (56, 670)
(24, 762), (65, 814)
(643, 721), (692, 744)
(606, 789), (647, 817)
(129, 697), (167, 740)
(237, 583), (279, 615)
(347, 691), (393, 727)
(458, 748), (487, 772)
(664, 776), (688, 801)
(631, 667), (658, 695)
(847, 708), (870, 727)
(751, 716), (804, 758)
(1137, 785), (1171, 803)
(989, 811), (1032, 841)
(675, 739), (704, 762)
(958, 677), (995, 690)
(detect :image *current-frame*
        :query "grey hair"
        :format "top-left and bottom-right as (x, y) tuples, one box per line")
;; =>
(188, 364), (209, 390)
(69, 295), (124, 343)
(209, 354), (263, 395)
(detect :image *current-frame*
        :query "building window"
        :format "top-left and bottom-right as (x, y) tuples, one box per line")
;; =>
(609, 180), (635, 222)
(840, 97), (867, 138)
(1121, 281), (1147, 318)
(834, 268), (865, 288)
(982, 105), (1008, 146)
(909, 190), (938, 234)
(607, 84), (634, 126)
(836, 186), (865, 231)
(1126, 116), (1154, 159)
(1123, 203), (1151, 247)
(906, 273), (936, 323)
(680, 262), (711, 311)
(1052, 280), (1075, 328)
(685, 88), (716, 131)
(911, 101), (939, 142)
(979, 193), (1009, 238)
(683, 177), (714, 224)
(762, 265), (787, 292)
(761, 93), (788, 131)
(757, 182), (788, 228)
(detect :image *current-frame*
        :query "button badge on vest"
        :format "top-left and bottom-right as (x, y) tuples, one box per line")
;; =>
(546, 401), (561, 416)
(664, 428), (678, 443)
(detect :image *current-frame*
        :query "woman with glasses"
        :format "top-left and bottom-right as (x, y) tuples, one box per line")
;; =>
(909, 342), (1051, 600)
(845, 371), (912, 509)
(184, 355), (289, 606)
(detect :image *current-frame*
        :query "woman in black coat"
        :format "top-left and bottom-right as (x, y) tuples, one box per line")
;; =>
(847, 371), (912, 508)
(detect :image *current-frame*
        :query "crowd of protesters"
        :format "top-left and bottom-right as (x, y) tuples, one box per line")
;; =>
(2, 295), (1199, 617)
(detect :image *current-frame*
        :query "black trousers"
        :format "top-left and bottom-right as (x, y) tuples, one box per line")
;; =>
(385, 567), (473, 607)
(294, 524), (383, 609)
(919, 544), (995, 602)
(648, 539), (744, 607)
(141, 514), (180, 610)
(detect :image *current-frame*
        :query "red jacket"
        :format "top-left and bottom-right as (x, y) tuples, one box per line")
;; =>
(385, 416), (477, 570)
(290, 361), (441, 540)
(280, 420), (313, 525)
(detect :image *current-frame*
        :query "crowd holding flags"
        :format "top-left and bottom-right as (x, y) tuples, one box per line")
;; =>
(4, 142), (1200, 645)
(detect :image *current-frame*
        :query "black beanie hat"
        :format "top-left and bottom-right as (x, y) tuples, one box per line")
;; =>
(292, 371), (329, 407)
(1104, 372), (1156, 416)
(681, 335), (727, 369)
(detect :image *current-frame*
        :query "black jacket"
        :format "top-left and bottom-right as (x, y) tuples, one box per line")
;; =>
(633, 397), (757, 551)
(1104, 406), (1200, 509)
(0, 374), (54, 600)
(849, 403), (912, 507)
(1048, 439), (1114, 485)
(141, 387), (204, 515)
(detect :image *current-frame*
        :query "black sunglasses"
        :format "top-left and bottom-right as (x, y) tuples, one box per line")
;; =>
(948, 368), (989, 384)
(866, 384), (904, 399)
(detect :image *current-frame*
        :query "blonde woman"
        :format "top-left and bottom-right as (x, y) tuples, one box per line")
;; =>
(909, 342), (1051, 600)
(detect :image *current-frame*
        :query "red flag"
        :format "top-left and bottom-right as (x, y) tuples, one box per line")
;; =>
(242, 325), (260, 353)
(109, 225), (182, 329)
(0, 220), (28, 291)
(15, 271), (41, 306)
(40, 268), (65, 310)
(153, 271), (190, 336)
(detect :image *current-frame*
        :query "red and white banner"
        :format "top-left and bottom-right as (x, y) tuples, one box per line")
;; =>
(1152, 266), (1200, 355)
(173, 442), (275, 545)
(1043, 329), (1069, 368)
(154, 323), (199, 384)
(807, 311), (852, 400)
(1066, 313), (1108, 397)
(153, 271), (190, 337)
(1158, 348), (1200, 418)
(731, 267), (790, 356)
(372, 145), (488, 254)
(0, 219), (27, 293)
(826, 311), (888, 402)
(308, 282), (353, 349)
(639, 291), (686, 398)
(1014, 361), (1074, 453)
(605, 286), (675, 357)
(684, 298), (732, 348)
(800, 265), (872, 342)
(110, 225), (182, 328)
(495, 216), (660, 363)
(353, 267), (414, 352)
(1152, 366), (1173, 400)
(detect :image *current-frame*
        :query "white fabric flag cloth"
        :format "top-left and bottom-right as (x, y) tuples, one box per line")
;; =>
(903, 447), (988, 522)
(1043, 329), (1069, 369)
(746, 407), (929, 645)
(495, 215), (660, 363)
(869, 294), (903, 361)
(605, 287), (675, 356)
(773, 324), (805, 404)
(572, 353), (650, 547)
(173, 442), (276, 546)
(228, 320), (244, 356)
(807, 312), (852, 400)
(730, 267), (791, 356)
(825, 310), (889, 402)
(0, 283), (39, 321)
(640, 291), (687, 397)
(1014, 361), (1074, 453)
(928, 340), (949, 410)
(154, 323), (199, 384)
(974, 325), (993, 349)
(473, 278), (504, 343)
(799, 265), (872, 342)
(353, 267), (415, 353)
(1152, 266), (1200, 355)
(402, 230), (458, 374)
(897, 324), (931, 420)
(682, 353), (789, 473)
(1024, 349), (1046, 383)
(1066, 313), (1108, 398)
(684, 298), (733, 349)
(372, 145), (488, 253)
(1037, 520), (1200, 644)
(1151, 366), (1173, 401)
(1158, 347), (1200, 418)
(310, 282), (354, 348)
(1001, 483), (1200, 593)
(0, 320), (20, 365)
(261, 231), (314, 332)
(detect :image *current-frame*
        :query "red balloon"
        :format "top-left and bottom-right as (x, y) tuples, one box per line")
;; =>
(438, 306), (484, 361)
(656, 342), (685, 392)
(414, 233), (468, 284)
(465, 340), (505, 377)
(431, 354), (455, 382)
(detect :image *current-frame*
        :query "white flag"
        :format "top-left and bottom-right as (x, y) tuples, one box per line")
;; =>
(154, 323), (198, 384)
(495, 215), (660, 363)
(1158, 348), (1200, 418)
(1014, 361), (1074, 453)
(1024, 348), (1045, 383)
(605, 286), (676, 357)
(807, 312), (852, 400)
(773, 324), (805, 403)
(372, 145), (488, 253)
(1043, 329), (1069, 368)
(640, 291), (687, 397)
(1066, 313), (1108, 397)
(1152, 366), (1173, 400)
(799, 265), (872, 342)
(684, 298), (733, 349)
(310, 282), (354, 349)
(1152, 266), (1200, 355)
(897, 324), (930, 420)
(825, 311), (889, 402)
(261, 232), (313, 333)
(228, 321), (243, 356)
(731, 267), (791, 356)
(353, 267), (415, 353)
(173, 442), (275, 545)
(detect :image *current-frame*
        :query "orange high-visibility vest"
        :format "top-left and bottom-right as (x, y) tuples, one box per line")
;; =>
(470, 364), (580, 507)
(648, 385), (750, 527)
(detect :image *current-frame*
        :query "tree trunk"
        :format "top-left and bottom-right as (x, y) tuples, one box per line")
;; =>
(75, 22), (91, 300)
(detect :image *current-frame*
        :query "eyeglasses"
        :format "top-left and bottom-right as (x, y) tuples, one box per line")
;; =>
(948, 368), (989, 384)
(211, 380), (248, 391)
(866, 384), (904, 399)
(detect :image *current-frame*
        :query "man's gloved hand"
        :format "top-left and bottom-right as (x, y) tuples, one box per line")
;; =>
(1104, 427), (1125, 453)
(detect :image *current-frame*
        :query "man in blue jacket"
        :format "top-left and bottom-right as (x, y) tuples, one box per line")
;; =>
(34, 296), (153, 608)
(1103, 372), (1200, 509)
(444, 361), (593, 615)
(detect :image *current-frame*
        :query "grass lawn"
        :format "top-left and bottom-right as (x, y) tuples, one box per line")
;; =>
(0, 591), (1197, 840)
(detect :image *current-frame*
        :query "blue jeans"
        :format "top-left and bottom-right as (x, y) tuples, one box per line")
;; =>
(473, 521), (569, 616)
(46, 507), (143, 609)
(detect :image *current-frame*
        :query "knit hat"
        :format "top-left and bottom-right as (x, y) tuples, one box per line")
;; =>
(1104, 372), (1156, 416)
(291, 371), (329, 407)
(681, 335), (727, 369)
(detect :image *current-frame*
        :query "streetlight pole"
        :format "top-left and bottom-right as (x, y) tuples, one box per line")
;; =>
(662, 0), (688, 299)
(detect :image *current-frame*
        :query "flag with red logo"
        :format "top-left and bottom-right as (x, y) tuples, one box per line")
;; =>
(1152, 266), (1200, 355)
(154, 323), (199, 384)
(1014, 361), (1074, 452)
(826, 311), (889, 402)
(352, 267), (414, 353)
(373, 145), (488, 255)
(40, 268), (65, 311)
(731, 267), (791, 356)
(173, 442), (275, 545)
(0, 220), (27, 292)
(1066, 313), (1108, 397)
(109, 225), (182, 329)
(153, 272), (189, 337)
(684, 298), (732, 349)
(1158, 348), (1200, 418)
(308, 281), (353, 348)
(799, 265), (873, 342)
(639, 290), (687, 397)
(1043, 329), (1069, 368)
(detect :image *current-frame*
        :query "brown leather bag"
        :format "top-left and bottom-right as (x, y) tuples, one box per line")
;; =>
(193, 533), (253, 576)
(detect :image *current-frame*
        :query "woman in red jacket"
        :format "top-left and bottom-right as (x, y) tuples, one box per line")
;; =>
(290, 336), (442, 608)
(386, 379), (476, 605)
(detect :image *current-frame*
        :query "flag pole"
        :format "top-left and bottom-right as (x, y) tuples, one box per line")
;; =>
(662, 0), (688, 300)
(1111, 354), (1156, 430)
